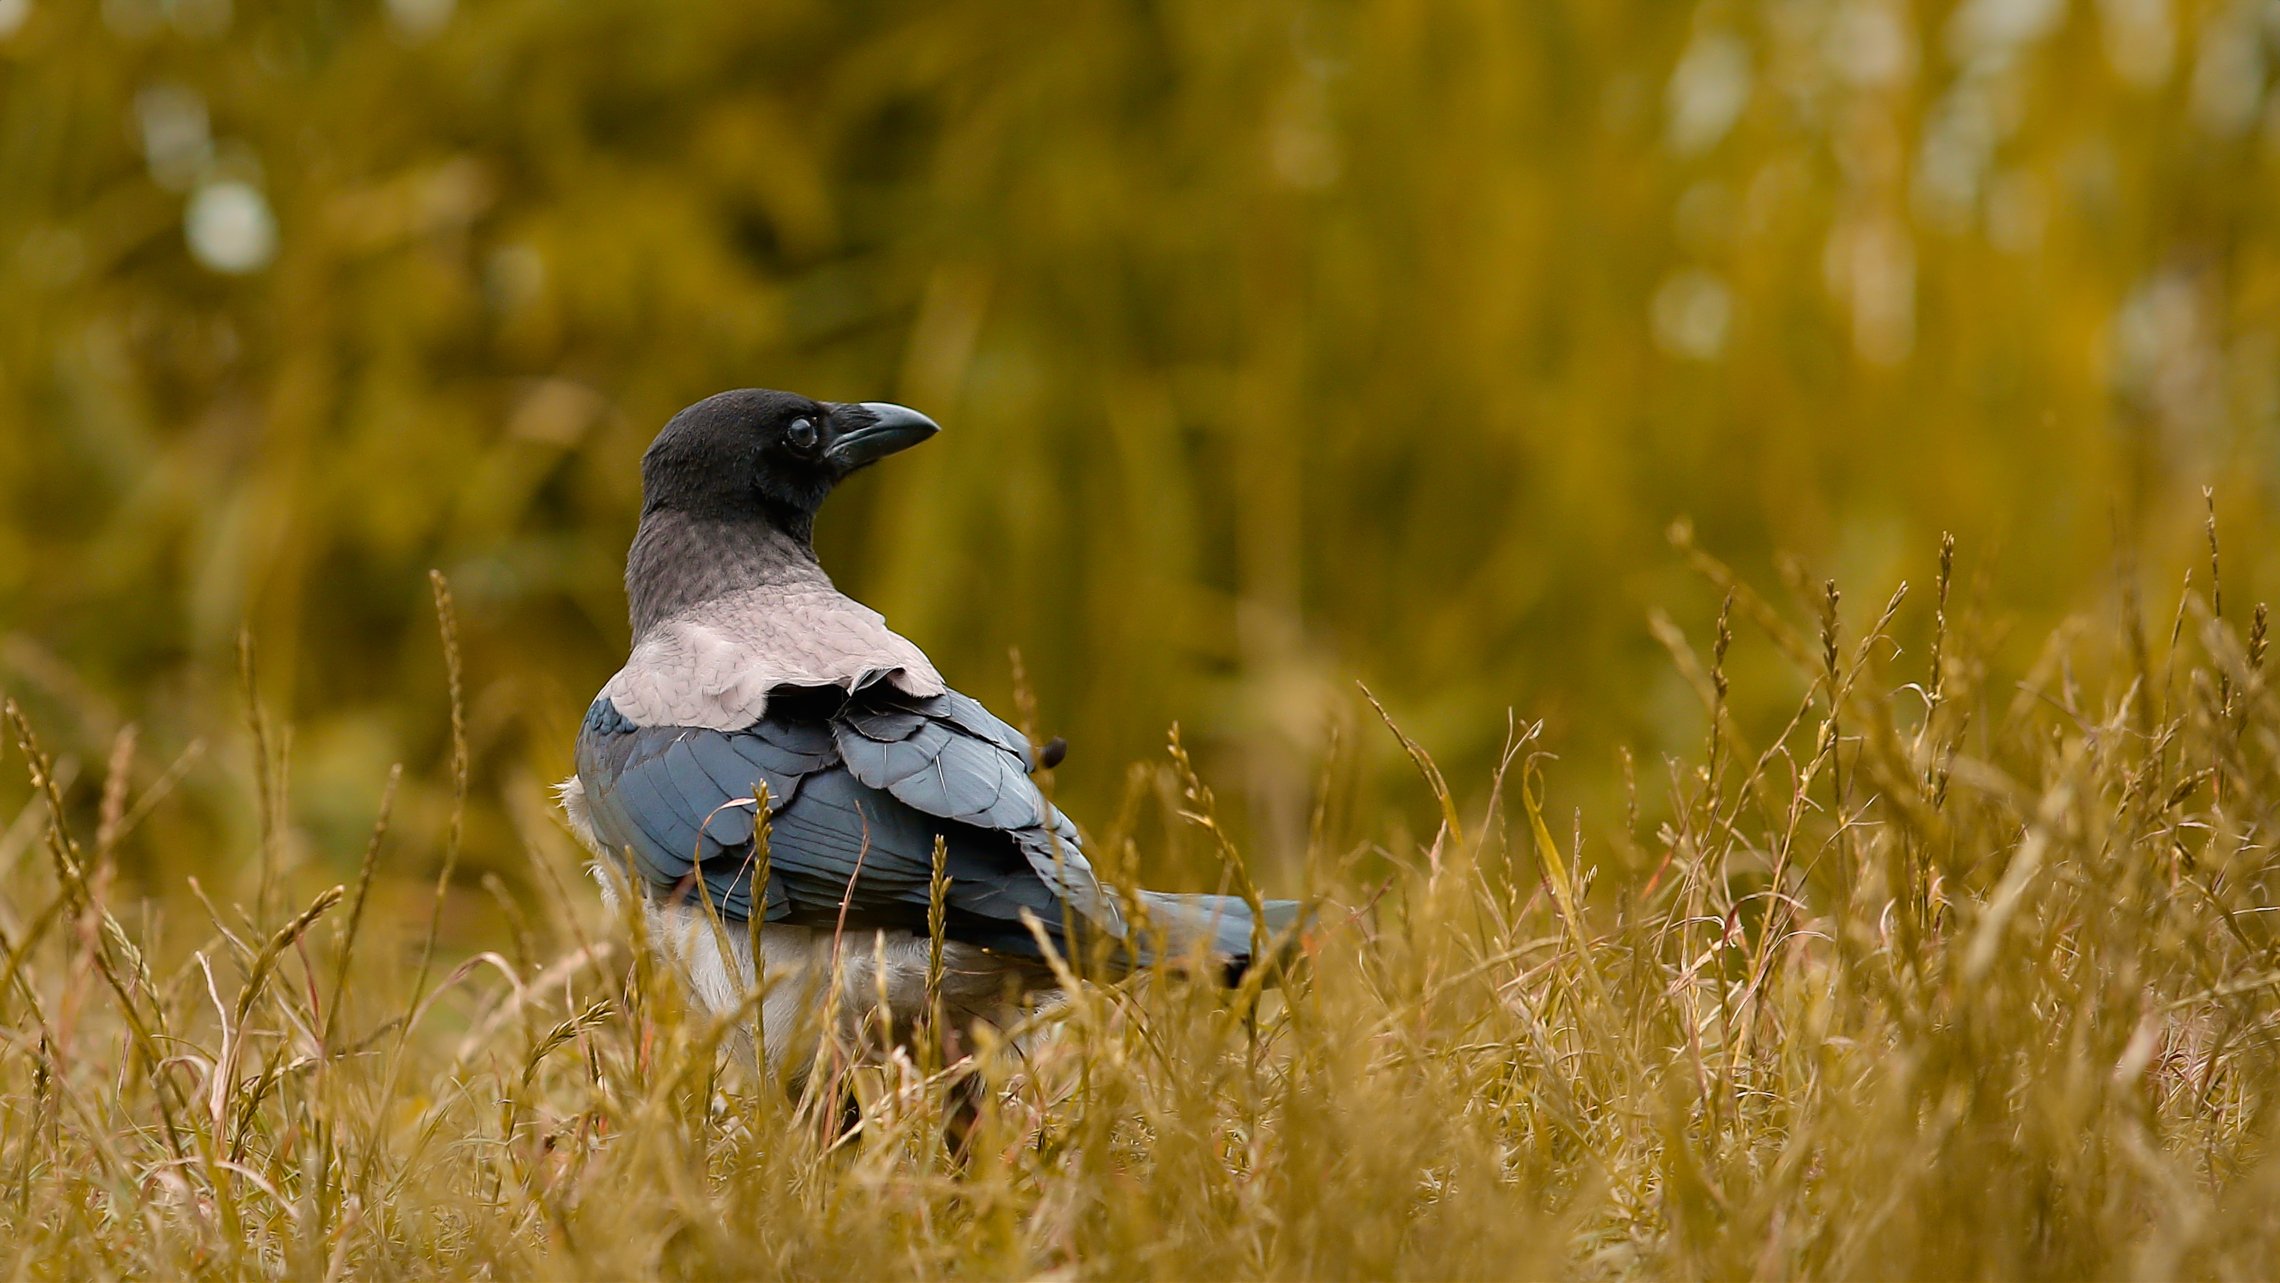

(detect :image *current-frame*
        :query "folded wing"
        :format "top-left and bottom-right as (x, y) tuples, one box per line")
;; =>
(575, 677), (1120, 960)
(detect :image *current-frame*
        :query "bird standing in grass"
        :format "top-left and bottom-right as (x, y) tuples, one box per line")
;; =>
(560, 389), (1301, 1096)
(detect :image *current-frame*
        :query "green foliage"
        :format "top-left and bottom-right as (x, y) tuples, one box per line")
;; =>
(6, 0), (2280, 897)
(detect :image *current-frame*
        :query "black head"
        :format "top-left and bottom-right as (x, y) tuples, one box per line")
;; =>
(639, 389), (940, 543)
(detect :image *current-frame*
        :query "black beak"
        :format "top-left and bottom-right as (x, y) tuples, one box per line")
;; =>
(822, 401), (939, 470)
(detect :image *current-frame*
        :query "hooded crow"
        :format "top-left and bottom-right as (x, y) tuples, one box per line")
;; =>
(560, 389), (1302, 1088)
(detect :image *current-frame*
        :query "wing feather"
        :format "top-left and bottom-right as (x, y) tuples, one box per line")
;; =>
(577, 685), (1122, 955)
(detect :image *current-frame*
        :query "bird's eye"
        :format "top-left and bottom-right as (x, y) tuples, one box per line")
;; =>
(785, 417), (818, 452)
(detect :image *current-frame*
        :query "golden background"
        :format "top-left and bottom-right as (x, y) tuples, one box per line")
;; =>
(4, 0), (2276, 915)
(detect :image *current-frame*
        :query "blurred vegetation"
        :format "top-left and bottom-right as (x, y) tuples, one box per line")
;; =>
(6, 1), (2280, 967)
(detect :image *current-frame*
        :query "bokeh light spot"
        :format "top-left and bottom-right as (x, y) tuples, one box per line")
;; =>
(1651, 269), (1734, 361)
(1666, 32), (1752, 155)
(185, 180), (277, 275)
(386, 0), (453, 40)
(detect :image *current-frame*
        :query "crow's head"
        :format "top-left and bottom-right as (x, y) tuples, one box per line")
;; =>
(639, 389), (939, 542)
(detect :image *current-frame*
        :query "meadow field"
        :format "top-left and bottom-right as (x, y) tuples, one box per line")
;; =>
(5, 0), (2280, 1277)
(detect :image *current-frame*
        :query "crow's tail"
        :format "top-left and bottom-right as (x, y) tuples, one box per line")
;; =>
(1129, 891), (1309, 984)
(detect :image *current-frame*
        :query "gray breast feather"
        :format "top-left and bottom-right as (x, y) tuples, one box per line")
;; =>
(601, 583), (945, 731)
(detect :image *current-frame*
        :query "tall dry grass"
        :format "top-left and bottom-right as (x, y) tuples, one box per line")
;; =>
(3, 530), (2277, 1279)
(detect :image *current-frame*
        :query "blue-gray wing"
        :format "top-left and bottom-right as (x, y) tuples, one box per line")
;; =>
(574, 686), (1118, 956)
(573, 696), (837, 921)
(829, 686), (1119, 933)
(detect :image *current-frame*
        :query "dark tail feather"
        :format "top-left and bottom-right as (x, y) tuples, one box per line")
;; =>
(1132, 891), (1308, 983)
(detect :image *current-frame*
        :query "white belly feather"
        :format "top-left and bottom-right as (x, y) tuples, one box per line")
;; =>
(560, 774), (1046, 1085)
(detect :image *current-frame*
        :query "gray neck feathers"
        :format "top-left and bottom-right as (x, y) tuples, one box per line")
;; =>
(626, 511), (827, 638)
